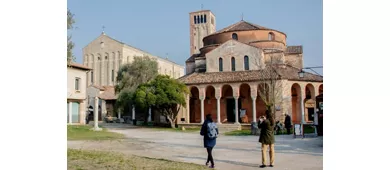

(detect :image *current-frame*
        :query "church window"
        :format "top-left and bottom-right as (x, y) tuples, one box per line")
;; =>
(204, 15), (207, 23)
(268, 32), (275, 40)
(197, 15), (200, 24)
(232, 33), (238, 40)
(231, 57), (236, 71)
(111, 70), (114, 82)
(200, 15), (203, 23)
(194, 16), (197, 24)
(244, 55), (249, 70)
(219, 58), (223, 72)
(91, 71), (94, 83)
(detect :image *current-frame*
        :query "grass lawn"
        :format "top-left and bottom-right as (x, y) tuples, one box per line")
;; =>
(67, 125), (125, 141)
(224, 129), (252, 136)
(68, 149), (209, 170)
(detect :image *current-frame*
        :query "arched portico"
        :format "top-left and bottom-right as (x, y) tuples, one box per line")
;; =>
(189, 86), (200, 123)
(291, 83), (302, 124)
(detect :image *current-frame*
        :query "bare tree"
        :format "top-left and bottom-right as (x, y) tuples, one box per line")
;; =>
(253, 49), (285, 122)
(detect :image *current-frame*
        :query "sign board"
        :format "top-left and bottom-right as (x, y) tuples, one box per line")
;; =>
(294, 124), (303, 136)
(305, 99), (316, 108)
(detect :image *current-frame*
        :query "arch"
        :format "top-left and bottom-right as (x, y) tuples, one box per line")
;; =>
(268, 32), (275, 40)
(231, 57), (236, 71)
(239, 83), (252, 122)
(204, 14), (207, 23)
(305, 84), (316, 122)
(197, 15), (200, 24)
(291, 83), (302, 124)
(319, 84), (323, 95)
(204, 85), (217, 121)
(117, 51), (121, 67)
(232, 33), (238, 40)
(219, 58), (223, 72)
(244, 55), (249, 70)
(89, 54), (94, 84)
(97, 53), (102, 85)
(200, 15), (203, 23)
(305, 84), (316, 99)
(105, 52), (110, 85)
(84, 55), (88, 64)
(221, 84), (235, 123)
(189, 86), (200, 123)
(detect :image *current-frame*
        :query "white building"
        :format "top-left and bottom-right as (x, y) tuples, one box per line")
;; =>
(67, 62), (92, 125)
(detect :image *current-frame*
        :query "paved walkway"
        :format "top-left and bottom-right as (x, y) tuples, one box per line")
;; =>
(68, 124), (323, 170)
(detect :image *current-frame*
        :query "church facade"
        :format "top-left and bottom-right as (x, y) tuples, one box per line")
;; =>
(177, 10), (323, 126)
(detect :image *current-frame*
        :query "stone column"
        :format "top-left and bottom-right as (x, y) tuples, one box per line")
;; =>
(251, 96), (257, 123)
(215, 87), (221, 124)
(234, 96), (240, 124)
(102, 100), (107, 118)
(186, 95), (190, 123)
(68, 102), (72, 125)
(93, 97), (102, 131)
(148, 107), (152, 122)
(216, 97), (221, 124)
(300, 88), (306, 124)
(80, 101), (86, 125)
(200, 97), (205, 123)
(132, 106), (135, 121)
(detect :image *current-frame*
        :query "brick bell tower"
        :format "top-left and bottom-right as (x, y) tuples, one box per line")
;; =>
(189, 10), (216, 56)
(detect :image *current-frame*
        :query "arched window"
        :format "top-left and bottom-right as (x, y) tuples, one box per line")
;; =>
(197, 15), (200, 24)
(194, 16), (197, 24)
(231, 57), (236, 71)
(219, 58), (223, 72)
(244, 55), (249, 70)
(268, 32), (275, 40)
(200, 15), (203, 23)
(204, 14), (207, 23)
(232, 33), (238, 40)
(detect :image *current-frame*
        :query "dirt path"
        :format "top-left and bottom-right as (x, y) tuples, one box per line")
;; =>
(68, 126), (323, 170)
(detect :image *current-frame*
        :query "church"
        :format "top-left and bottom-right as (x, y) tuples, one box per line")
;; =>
(177, 10), (323, 128)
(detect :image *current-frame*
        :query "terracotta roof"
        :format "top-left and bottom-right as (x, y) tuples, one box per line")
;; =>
(178, 65), (322, 85)
(98, 86), (117, 100)
(207, 20), (286, 37)
(68, 62), (92, 70)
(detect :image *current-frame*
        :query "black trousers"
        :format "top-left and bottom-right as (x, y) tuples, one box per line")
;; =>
(206, 147), (214, 166)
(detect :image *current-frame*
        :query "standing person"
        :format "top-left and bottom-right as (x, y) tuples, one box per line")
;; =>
(200, 114), (219, 169)
(258, 110), (275, 168)
(284, 113), (292, 135)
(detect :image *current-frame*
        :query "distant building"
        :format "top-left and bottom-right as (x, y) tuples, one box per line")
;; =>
(67, 62), (92, 125)
(82, 33), (185, 87)
(177, 10), (323, 126)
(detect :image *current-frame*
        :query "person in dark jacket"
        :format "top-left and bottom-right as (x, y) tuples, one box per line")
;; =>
(284, 113), (292, 134)
(200, 114), (219, 168)
(258, 110), (275, 168)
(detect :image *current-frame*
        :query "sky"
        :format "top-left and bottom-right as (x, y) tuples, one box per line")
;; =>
(68, 0), (323, 75)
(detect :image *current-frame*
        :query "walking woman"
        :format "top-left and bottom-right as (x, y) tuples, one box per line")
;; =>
(258, 110), (276, 168)
(200, 114), (219, 168)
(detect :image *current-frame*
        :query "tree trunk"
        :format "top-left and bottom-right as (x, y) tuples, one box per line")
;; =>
(167, 116), (175, 129)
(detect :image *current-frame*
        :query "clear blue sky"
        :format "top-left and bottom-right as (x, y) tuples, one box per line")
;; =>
(68, 0), (323, 74)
